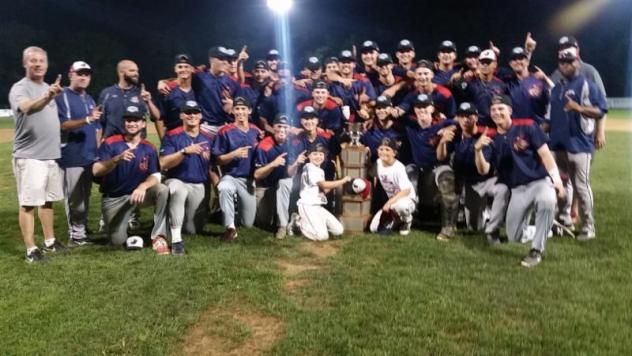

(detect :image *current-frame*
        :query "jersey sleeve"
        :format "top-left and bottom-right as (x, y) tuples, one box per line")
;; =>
(397, 91), (414, 113)
(254, 147), (269, 168)
(97, 142), (114, 161)
(149, 148), (160, 174)
(212, 130), (229, 157)
(159, 134), (177, 156)
(588, 80), (608, 117)
(55, 93), (69, 123)
(528, 122), (548, 150)
(8, 82), (28, 114)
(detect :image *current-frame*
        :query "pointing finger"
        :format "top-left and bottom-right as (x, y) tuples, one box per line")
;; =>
(141, 83), (146, 92)
(55, 74), (62, 84)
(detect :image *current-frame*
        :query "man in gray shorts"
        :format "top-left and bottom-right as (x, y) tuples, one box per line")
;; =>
(9, 46), (65, 263)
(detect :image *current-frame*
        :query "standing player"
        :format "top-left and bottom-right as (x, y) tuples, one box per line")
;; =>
(213, 97), (261, 241)
(92, 106), (169, 254)
(296, 80), (345, 134)
(504, 47), (550, 125)
(155, 54), (197, 139)
(475, 95), (564, 267)
(360, 95), (403, 162)
(460, 50), (507, 127)
(549, 48), (607, 240)
(9, 46), (65, 262)
(434, 40), (460, 85)
(328, 49), (376, 123)
(159, 101), (214, 255)
(55, 61), (102, 246)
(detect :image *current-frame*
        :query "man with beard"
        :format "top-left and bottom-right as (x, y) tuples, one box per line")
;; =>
(155, 54), (197, 139)
(55, 61), (102, 247)
(433, 40), (460, 86)
(254, 114), (293, 239)
(93, 106), (169, 254)
(296, 80), (345, 134)
(159, 100), (214, 255)
(266, 49), (281, 82)
(241, 60), (272, 129)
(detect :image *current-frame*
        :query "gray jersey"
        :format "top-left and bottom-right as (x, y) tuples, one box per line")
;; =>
(550, 60), (606, 97)
(8, 77), (61, 159)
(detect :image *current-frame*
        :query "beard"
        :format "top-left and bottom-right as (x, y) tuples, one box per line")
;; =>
(123, 74), (139, 86)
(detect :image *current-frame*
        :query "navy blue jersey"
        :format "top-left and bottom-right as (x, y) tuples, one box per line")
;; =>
(373, 75), (409, 106)
(463, 77), (507, 127)
(433, 67), (460, 85)
(329, 78), (377, 116)
(288, 129), (339, 179)
(549, 75), (607, 154)
(296, 99), (345, 133)
(255, 135), (290, 187)
(360, 125), (403, 162)
(55, 88), (99, 168)
(405, 119), (457, 169)
(212, 123), (261, 177)
(398, 86), (456, 119)
(97, 85), (148, 138)
(490, 119), (548, 188)
(160, 127), (214, 183)
(156, 86), (196, 131)
(97, 136), (159, 197)
(505, 74), (550, 125)
(259, 83), (310, 126)
(452, 133), (494, 184)
(239, 83), (265, 126)
(192, 71), (241, 126)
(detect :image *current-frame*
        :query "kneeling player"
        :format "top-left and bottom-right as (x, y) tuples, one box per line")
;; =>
(369, 138), (417, 235)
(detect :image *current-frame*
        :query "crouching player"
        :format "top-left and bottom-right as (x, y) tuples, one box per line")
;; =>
(293, 143), (351, 241)
(93, 106), (169, 254)
(369, 138), (417, 235)
(475, 95), (565, 267)
(159, 100), (213, 255)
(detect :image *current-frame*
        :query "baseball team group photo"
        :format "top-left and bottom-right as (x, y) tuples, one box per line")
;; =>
(1, 0), (631, 354)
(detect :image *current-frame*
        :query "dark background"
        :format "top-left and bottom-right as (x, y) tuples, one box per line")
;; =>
(1, 0), (631, 104)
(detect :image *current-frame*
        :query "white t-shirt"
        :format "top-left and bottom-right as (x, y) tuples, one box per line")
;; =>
(297, 162), (327, 206)
(377, 158), (417, 202)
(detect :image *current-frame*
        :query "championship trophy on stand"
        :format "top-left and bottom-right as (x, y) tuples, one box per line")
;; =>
(340, 121), (372, 233)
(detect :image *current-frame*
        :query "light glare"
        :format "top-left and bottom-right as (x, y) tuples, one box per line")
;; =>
(267, 0), (293, 14)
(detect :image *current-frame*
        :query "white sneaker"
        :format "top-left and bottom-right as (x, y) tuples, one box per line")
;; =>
(577, 226), (596, 241)
(287, 213), (300, 236)
(399, 222), (412, 236)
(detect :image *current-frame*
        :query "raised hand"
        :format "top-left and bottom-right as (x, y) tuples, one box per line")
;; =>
(233, 145), (251, 159)
(524, 32), (537, 53)
(48, 74), (63, 99)
(564, 94), (581, 112)
(474, 127), (492, 151)
(116, 147), (136, 163)
(272, 152), (288, 167)
(140, 83), (151, 102)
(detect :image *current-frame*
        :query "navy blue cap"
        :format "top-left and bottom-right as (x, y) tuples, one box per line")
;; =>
(360, 40), (379, 53)
(416, 59), (434, 71)
(233, 96), (251, 108)
(558, 36), (579, 50)
(123, 105), (144, 120)
(180, 100), (201, 113)
(375, 95), (392, 108)
(273, 113), (289, 125)
(174, 54), (193, 65)
(413, 94), (433, 107)
(339, 50), (354, 62)
(456, 102), (478, 116)
(306, 56), (321, 71)
(491, 94), (512, 107)
(312, 80), (328, 90)
(267, 49), (280, 60)
(208, 46), (231, 59)
(397, 39), (415, 52)
(300, 105), (319, 118)
(254, 60), (268, 70)
(464, 46), (481, 57)
(438, 40), (457, 53)
(510, 47), (528, 60)
(376, 53), (393, 66)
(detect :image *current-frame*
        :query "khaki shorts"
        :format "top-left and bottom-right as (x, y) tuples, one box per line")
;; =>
(12, 158), (64, 206)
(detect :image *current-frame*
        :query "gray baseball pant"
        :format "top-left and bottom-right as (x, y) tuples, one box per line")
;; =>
(218, 175), (256, 228)
(102, 183), (169, 245)
(255, 177), (293, 228)
(165, 178), (206, 234)
(554, 151), (594, 229)
(63, 165), (93, 240)
(464, 176), (510, 234)
(506, 178), (557, 252)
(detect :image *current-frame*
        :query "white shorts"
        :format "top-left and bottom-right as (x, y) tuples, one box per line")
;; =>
(12, 158), (64, 206)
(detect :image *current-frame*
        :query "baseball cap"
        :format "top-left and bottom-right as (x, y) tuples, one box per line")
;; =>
(414, 94), (433, 107)
(208, 46), (231, 60)
(360, 40), (379, 53)
(558, 47), (578, 62)
(350, 177), (371, 200)
(254, 60), (269, 70)
(300, 105), (318, 119)
(123, 105), (144, 120)
(378, 137), (399, 151)
(266, 49), (281, 60)
(416, 59), (434, 71)
(125, 235), (144, 250)
(233, 96), (251, 108)
(180, 100), (201, 114)
(339, 50), (354, 62)
(225, 48), (238, 61)
(376, 53), (393, 66)
(509, 47), (528, 60)
(397, 39), (415, 52)
(69, 61), (92, 74)
(324, 56), (339, 65)
(308, 142), (328, 154)
(558, 35), (579, 50)
(273, 113), (289, 125)
(438, 40), (457, 53)
(456, 102), (478, 116)
(174, 53), (193, 65)
(465, 45), (481, 58)
(491, 94), (512, 107)
(375, 95), (392, 108)
(479, 49), (497, 62)
(312, 80), (328, 90)
(306, 56), (321, 71)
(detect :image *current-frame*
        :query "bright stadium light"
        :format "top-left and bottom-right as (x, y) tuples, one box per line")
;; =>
(267, 0), (293, 14)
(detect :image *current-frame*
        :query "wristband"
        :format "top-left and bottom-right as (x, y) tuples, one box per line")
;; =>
(180, 148), (187, 156)
(549, 168), (562, 185)
(85, 117), (91, 124)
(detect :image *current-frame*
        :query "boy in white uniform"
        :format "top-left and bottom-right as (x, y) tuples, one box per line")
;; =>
(294, 143), (351, 241)
(369, 138), (418, 235)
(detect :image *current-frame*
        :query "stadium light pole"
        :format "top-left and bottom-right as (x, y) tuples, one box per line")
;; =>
(267, 0), (295, 125)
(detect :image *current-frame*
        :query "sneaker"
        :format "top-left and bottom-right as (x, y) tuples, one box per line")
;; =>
(68, 237), (94, 248)
(552, 220), (575, 238)
(152, 236), (170, 255)
(171, 241), (185, 256)
(576, 226), (596, 241)
(287, 213), (301, 237)
(25, 248), (47, 263)
(486, 231), (501, 245)
(221, 228), (238, 242)
(399, 222), (412, 236)
(275, 227), (287, 240)
(521, 249), (542, 268)
(43, 240), (67, 253)
(436, 226), (455, 241)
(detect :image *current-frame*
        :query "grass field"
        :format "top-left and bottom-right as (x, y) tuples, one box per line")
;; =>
(0, 120), (631, 354)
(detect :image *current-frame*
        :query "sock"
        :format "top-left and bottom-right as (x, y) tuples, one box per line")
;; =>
(26, 246), (38, 254)
(170, 228), (182, 243)
(227, 224), (235, 230)
(44, 238), (56, 247)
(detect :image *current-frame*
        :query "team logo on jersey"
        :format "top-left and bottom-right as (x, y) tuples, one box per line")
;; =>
(512, 135), (529, 152)
(130, 96), (140, 103)
(528, 84), (542, 98)
(139, 155), (149, 171)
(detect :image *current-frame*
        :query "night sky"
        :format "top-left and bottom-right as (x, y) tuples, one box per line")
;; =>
(1, 0), (631, 102)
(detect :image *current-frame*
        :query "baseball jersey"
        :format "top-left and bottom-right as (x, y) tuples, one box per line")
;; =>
(376, 158), (417, 201)
(192, 71), (241, 126)
(433, 67), (460, 86)
(295, 99), (345, 133)
(504, 74), (550, 125)
(8, 77), (61, 160)
(97, 135), (159, 197)
(160, 127), (214, 183)
(451, 133), (495, 184)
(288, 129), (339, 179)
(212, 123), (260, 178)
(360, 125), (403, 162)
(55, 87), (99, 167)
(297, 162), (327, 206)
(398, 85), (457, 119)
(463, 77), (507, 127)
(259, 83), (311, 126)
(97, 85), (148, 138)
(550, 60), (606, 97)
(549, 74), (607, 154)
(329, 78), (377, 118)
(254, 135), (290, 188)
(156, 86), (197, 131)
(239, 82), (265, 125)
(405, 118), (456, 169)
(489, 119), (548, 188)
(373, 75), (409, 106)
